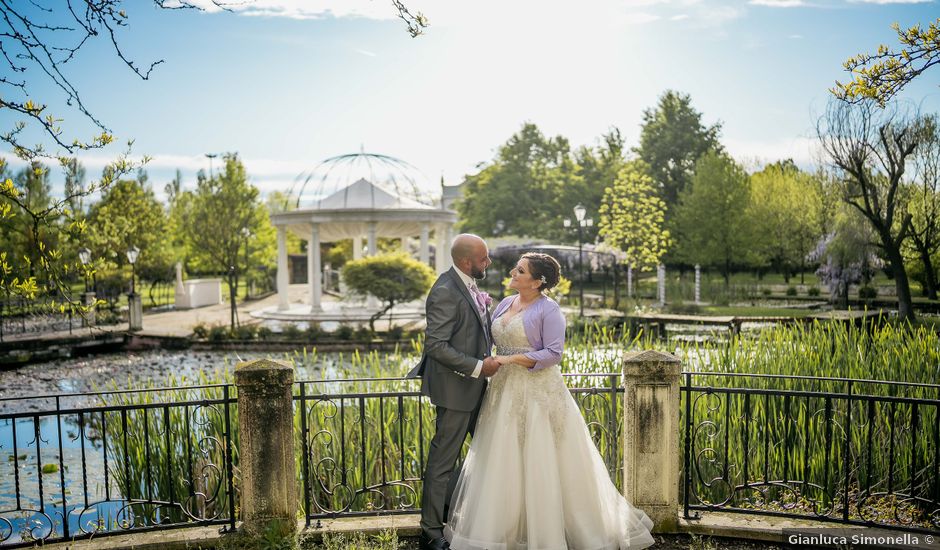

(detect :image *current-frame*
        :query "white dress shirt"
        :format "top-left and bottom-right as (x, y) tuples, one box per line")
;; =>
(454, 267), (485, 379)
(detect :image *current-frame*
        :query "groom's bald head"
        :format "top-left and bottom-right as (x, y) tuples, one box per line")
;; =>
(451, 234), (491, 279)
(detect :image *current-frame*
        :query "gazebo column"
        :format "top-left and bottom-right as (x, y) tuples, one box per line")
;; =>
(367, 222), (377, 256)
(420, 223), (430, 266)
(276, 226), (289, 311)
(308, 223), (322, 312)
(435, 224), (448, 273)
(445, 224), (455, 270)
(353, 236), (363, 261)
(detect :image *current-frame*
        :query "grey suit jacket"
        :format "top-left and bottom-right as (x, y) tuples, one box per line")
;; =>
(407, 267), (492, 412)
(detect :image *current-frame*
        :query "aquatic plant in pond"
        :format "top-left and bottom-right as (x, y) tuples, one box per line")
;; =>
(25, 320), (937, 534)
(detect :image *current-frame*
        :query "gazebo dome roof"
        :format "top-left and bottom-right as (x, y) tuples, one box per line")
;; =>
(292, 150), (439, 209)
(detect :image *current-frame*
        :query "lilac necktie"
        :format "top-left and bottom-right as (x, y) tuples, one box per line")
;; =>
(469, 283), (486, 317)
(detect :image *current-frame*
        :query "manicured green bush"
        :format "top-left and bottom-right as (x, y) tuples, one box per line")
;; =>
(858, 285), (878, 300)
(281, 324), (303, 339)
(342, 253), (435, 332)
(192, 322), (209, 339)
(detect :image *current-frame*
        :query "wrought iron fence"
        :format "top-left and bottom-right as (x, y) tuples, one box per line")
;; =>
(681, 372), (940, 534)
(293, 373), (624, 524)
(0, 298), (80, 342)
(0, 295), (127, 343)
(0, 385), (237, 548)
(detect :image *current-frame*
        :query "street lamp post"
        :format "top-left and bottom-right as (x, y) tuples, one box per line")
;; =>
(564, 204), (593, 318)
(205, 153), (218, 179)
(78, 247), (91, 292)
(126, 246), (140, 295)
(126, 245), (142, 331)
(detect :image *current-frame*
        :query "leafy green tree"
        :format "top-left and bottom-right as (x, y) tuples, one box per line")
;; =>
(634, 90), (723, 212)
(598, 160), (671, 271)
(164, 169), (183, 205)
(1, 161), (56, 280)
(456, 123), (582, 241)
(63, 158), (87, 216)
(817, 99), (921, 319)
(0, 1), (418, 304)
(176, 153), (275, 329)
(559, 128), (627, 243)
(906, 114), (940, 299)
(812, 205), (880, 307)
(239, 208), (278, 300)
(673, 152), (752, 287)
(833, 18), (940, 107)
(342, 252), (436, 332)
(86, 174), (173, 294)
(265, 190), (304, 254)
(748, 161), (824, 283)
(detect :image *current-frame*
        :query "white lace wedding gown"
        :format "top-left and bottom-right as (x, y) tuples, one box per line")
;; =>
(443, 312), (656, 550)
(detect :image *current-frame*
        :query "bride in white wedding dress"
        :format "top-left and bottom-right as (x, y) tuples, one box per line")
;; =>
(444, 253), (655, 550)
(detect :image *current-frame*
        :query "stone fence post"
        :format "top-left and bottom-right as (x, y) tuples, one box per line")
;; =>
(622, 350), (681, 532)
(235, 358), (298, 538)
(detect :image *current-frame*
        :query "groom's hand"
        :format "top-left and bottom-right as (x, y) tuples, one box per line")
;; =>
(481, 356), (500, 377)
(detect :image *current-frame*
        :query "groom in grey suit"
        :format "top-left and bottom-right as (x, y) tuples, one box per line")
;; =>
(408, 234), (500, 550)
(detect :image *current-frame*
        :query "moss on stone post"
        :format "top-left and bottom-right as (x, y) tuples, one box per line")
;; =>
(622, 350), (682, 533)
(235, 358), (297, 539)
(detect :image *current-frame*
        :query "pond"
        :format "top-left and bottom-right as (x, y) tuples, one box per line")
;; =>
(0, 347), (432, 544)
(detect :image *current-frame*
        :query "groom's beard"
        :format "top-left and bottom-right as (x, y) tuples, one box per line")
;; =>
(471, 267), (487, 280)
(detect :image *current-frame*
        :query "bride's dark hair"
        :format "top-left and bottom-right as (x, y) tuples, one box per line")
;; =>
(521, 252), (561, 291)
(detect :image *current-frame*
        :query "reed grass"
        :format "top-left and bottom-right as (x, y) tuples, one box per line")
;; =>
(95, 320), (938, 530)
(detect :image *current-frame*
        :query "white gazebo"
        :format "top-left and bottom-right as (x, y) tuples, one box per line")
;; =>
(255, 151), (458, 322)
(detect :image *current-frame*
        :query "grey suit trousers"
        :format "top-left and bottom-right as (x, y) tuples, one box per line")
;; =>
(420, 397), (484, 539)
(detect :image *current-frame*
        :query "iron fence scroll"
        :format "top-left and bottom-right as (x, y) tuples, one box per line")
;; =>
(682, 372), (940, 534)
(0, 384), (238, 548)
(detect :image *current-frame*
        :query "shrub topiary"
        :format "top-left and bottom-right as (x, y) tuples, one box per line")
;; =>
(859, 285), (878, 300)
(192, 322), (209, 339)
(343, 252), (436, 333)
(280, 324), (303, 340)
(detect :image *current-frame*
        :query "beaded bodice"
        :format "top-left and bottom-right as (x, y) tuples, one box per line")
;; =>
(491, 312), (532, 356)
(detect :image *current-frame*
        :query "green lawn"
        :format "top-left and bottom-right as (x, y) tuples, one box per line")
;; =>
(64, 279), (255, 309)
(699, 305), (818, 317)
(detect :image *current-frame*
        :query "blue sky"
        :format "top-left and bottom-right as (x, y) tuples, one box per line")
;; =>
(2, 0), (939, 201)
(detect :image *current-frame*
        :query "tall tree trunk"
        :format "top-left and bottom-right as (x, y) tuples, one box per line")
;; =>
(917, 245), (939, 300)
(885, 244), (915, 320)
(229, 272), (238, 330)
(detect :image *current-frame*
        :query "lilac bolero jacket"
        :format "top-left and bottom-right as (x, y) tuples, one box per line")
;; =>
(491, 294), (566, 372)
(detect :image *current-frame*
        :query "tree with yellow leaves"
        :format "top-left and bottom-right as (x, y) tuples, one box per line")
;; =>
(833, 18), (940, 106)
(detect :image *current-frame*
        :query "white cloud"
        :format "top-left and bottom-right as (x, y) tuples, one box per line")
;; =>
(848, 0), (932, 3)
(749, 0), (806, 6)
(723, 136), (821, 170)
(789, 33), (804, 39)
(355, 49), (377, 57)
(623, 12), (663, 24)
(671, 13), (691, 20)
(621, 0), (671, 6)
(198, 0), (401, 21)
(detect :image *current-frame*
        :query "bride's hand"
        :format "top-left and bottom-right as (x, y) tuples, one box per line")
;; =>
(495, 355), (511, 365)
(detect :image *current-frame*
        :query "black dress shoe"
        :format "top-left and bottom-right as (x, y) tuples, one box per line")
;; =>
(419, 532), (450, 550)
